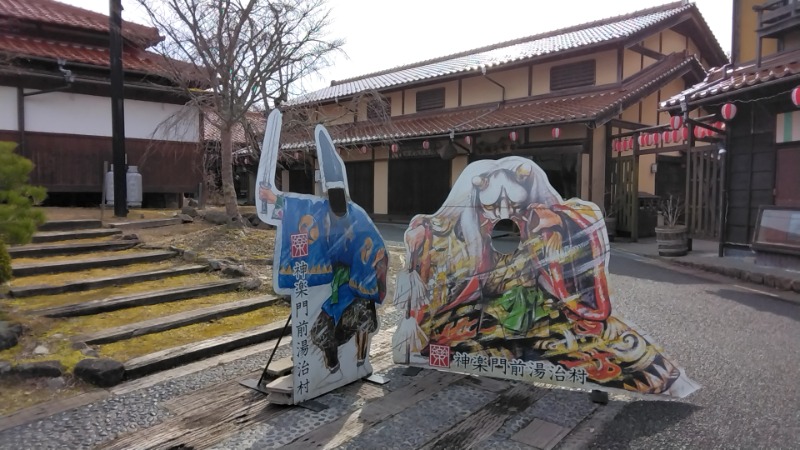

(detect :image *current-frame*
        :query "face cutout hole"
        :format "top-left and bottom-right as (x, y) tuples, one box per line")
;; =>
(490, 218), (521, 255)
(328, 188), (348, 217)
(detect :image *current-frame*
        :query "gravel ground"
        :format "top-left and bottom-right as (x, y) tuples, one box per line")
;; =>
(1, 247), (797, 449)
(585, 251), (800, 450)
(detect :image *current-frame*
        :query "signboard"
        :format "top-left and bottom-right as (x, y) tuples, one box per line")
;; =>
(391, 156), (699, 398)
(256, 111), (388, 404)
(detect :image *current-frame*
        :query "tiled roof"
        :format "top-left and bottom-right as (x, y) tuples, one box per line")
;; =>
(204, 111), (266, 146)
(0, 0), (161, 47)
(0, 33), (173, 74)
(281, 53), (702, 149)
(661, 49), (800, 107)
(291, 2), (721, 106)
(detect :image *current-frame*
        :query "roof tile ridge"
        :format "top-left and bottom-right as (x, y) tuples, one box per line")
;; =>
(330, 1), (687, 87)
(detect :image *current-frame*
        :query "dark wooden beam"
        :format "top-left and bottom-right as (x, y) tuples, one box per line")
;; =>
(628, 43), (665, 61)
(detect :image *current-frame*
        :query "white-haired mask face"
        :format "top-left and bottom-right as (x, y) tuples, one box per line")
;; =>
(472, 164), (532, 222)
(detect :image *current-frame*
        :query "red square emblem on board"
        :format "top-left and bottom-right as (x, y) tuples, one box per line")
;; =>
(429, 344), (450, 368)
(290, 233), (309, 258)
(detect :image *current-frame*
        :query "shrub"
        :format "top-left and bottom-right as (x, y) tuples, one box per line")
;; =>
(0, 141), (46, 282)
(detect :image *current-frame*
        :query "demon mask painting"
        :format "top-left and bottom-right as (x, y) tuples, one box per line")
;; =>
(392, 156), (698, 398)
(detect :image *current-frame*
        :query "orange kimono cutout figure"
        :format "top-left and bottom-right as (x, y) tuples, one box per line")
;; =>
(392, 156), (699, 398)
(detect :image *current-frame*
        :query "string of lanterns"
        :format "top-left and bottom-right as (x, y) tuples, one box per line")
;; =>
(610, 102), (737, 152)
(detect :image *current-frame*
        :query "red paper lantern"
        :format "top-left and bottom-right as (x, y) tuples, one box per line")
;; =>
(694, 126), (705, 139)
(792, 86), (800, 107)
(509, 131), (518, 142)
(637, 134), (645, 147)
(464, 135), (472, 146)
(669, 115), (683, 130)
(391, 143), (399, 153)
(552, 127), (561, 139)
(721, 103), (737, 121)
(663, 131), (672, 144)
(682, 127), (689, 141)
(613, 139), (620, 152)
(626, 137), (634, 150)
(651, 132), (660, 145)
(422, 140), (430, 150)
(359, 145), (368, 154)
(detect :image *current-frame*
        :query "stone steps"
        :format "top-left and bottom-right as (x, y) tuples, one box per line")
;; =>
(7, 240), (140, 258)
(31, 228), (122, 244)
(74, 295), (283, 345)
(123, 319), (290, 379)
(11, 250), (176, 277)
(34, 279), (247, 318)
(8, 264), (208, 298)
(108, 218), (182, 230)
(38, 219), (103, 232)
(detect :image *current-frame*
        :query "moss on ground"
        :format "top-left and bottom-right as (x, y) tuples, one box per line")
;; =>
(0, 377), (91, 417)
(6, 260), (176, 287)
(11, 248), (146, 266)
(100, 304), (291, 362)
(8, 272), (223, 311)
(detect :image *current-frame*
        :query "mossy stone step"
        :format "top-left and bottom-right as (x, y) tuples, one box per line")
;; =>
(34, 279), (246, 318)
(8, 240), (140, 259)
(38, 220), (103, 232)
(108, 218), (182, 230)
(31, 228), (122, 244)
(11, 250), (175, 277)
(8, 264), (207, 298)
(123, 319), (289, 379)
(75, 295), (282, 345)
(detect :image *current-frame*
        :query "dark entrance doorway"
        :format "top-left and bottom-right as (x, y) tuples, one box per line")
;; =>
(471, 146), (581, 200)
(655, 155), (685, 199)
(288, 166), (315, 195)
(345, 161), (374, 213)
(388, 157), (451, 216)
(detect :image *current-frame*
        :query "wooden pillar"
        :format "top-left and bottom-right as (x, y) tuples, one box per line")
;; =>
(632, 134), (640, 242)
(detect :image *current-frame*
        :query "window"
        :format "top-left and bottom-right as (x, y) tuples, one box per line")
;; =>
(367, 97), (391, 120)
(550, 60), (596, 91)
(416, 87), (446, 111)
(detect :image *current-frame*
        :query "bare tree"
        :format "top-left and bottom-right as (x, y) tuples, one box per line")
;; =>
(137, 0), (344, 222)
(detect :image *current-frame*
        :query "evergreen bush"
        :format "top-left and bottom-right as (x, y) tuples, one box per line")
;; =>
(0, 141), (46, 283)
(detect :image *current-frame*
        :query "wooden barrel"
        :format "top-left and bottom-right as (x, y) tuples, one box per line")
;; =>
(655, 226), (688, 257)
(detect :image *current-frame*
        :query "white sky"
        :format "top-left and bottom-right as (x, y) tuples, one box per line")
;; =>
(58, 0), (733, 93)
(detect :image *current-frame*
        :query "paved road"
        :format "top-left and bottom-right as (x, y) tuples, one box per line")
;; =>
(584, 250), (800, 450)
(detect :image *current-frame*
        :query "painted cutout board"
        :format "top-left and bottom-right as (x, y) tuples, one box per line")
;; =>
(256, 110), (388, 404)
(391, 156), (699, 398)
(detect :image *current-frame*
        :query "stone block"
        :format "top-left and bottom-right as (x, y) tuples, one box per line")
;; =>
(0, 322), (24, 351)
(74, 358), (125, 388)
(14, 360), (64, 378)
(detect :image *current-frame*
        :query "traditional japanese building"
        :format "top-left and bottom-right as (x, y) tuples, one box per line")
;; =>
(281, 1), (727, 234)
(662, 0), (800, 261)
(0, 0), (201, 207)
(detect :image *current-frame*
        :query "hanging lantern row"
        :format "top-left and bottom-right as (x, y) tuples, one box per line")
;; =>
(612, 121), (729, 152)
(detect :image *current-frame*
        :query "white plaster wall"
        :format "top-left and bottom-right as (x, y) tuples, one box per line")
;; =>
(22, 91), (199, 142)
(0, 86), (17, 130)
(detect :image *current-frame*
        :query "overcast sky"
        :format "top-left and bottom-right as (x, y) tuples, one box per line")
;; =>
(59, 0), (733, 93)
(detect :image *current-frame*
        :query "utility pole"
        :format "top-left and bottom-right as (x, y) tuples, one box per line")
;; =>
(109, 0), (127, 217)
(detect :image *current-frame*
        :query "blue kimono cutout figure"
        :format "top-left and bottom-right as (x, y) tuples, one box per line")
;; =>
(255, 110), (388, 404)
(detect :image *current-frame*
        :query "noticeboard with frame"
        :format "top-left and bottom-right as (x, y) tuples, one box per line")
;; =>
(752, 206), (800, 256)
